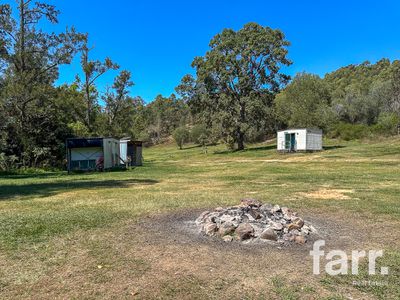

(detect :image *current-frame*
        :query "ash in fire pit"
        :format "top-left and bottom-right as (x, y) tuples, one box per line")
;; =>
(195, 199), (317, 244)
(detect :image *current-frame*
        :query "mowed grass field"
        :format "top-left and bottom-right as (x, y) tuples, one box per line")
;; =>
(0, 138), (400, 299)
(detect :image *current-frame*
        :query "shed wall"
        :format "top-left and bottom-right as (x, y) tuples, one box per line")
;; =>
(306, 131), (323, 150)
(120, 141), (128, 164)
(70, 147), (103, 161)
(103, 138), (120, 169)
(277, 131), (285, 151)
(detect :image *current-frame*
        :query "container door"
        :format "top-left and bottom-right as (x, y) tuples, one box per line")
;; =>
(285, 133), (291, 150)
(290, 133), (296, 151)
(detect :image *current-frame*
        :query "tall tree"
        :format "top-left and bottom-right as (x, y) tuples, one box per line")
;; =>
(275, 73), (335, 130)
(177, 22), (291, 150)
(0, 0), (84, 166)
(77, 43), (119, 131)
(103, 70), (134, 136)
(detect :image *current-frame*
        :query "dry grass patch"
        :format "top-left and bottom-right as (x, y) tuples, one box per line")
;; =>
(298, 188), (355, 200)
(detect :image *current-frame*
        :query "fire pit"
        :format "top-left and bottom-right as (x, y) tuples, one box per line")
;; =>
(195, 199), (317, 244)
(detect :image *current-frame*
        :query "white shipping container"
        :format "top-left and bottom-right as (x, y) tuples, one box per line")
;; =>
(277, 128), (322, 152)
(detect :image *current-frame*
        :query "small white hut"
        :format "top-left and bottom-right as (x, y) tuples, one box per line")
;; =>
(277, 128), (323, 152)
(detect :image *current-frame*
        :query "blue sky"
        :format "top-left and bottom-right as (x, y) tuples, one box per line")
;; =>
(6, 0), (400, 102)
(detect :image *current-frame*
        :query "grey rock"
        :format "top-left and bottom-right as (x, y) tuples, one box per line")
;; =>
(245, 213), (256, 222)
(195, 211), (210, 224)
(204, 223), (218, 236)
(270, 222), (283, 231)
(294, 235), (306, 244)
(260, 203), (273, 211)
(260, 228), (278, 241)
(271, 205), (281, 213)
(235, 223), (254, 241)
(249, 208), (262, 220)
(219, 214), (235, 224)
(219, 222), (236, 236)
(250, 224), (266, 237)
(222, 235), (233, 242)
(292, 217), (304, 228)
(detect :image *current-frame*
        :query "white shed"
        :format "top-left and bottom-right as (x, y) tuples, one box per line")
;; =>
(277, 128), (323, 152)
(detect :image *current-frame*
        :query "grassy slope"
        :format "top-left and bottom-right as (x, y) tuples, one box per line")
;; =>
(0, 137), (399, 298)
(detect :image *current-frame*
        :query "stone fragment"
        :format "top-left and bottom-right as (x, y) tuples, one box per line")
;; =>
(260, 228), (278, 241)
(250, 224), (266, 237)
(294, 235), (306, 244)
(195, 211), (210, 224)
(204, 223), (218, 236)
(260, 204), (273, 213)
(219, 214), (235, 224)
(245, 213), (256, 222)
(291, 229), (301, 236)
(287, 223), (301, 231)
(222, 235), (233, 242)
(270, 222), (283, 230)
(271, 205), (281, 213)
(281, 207), (290, 215)
(301, 225), (311, 235)
(219, 222), (236, 236)
(292, 217), (305, 228)
(249, 208), (262, 220)
(309, 225), (317, 233)
(235, 223), (254, 241)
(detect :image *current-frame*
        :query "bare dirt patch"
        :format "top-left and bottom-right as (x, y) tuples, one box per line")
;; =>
(118, 208), (388, 299)
(298, 188), (355, 200)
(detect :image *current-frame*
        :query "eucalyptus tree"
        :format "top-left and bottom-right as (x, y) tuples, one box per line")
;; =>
(275, 73), (335, 130)
(177, 22), (291, 150)
(0, 0), (85, 166)
(102, 70), (135, 136)
(77, 44), (119, 131)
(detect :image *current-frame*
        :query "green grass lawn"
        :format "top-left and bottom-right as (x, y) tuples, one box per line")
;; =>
(0, 137), (399, 299)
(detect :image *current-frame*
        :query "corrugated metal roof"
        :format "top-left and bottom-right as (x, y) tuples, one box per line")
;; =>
(66, 138), (103, 149)
(277, 128), (322, 134)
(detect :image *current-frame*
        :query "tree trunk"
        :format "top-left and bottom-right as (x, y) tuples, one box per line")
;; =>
(237, 130), (245, 150)
(237, 101), (246, 150)
(85, 74), (91, 131)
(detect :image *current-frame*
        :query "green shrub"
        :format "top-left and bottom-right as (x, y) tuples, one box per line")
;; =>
(371, 113), (400, 136)
(329, 123), (371, 141)
(190, 124), (209, 144)
(172, 126), (190, 149)
(0, 153), (19, 172)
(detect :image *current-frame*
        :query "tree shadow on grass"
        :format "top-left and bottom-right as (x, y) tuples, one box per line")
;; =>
(213, 144), (276, 155)
(323, 145), (346, 150)
(182, 144), (202, 150)
(0, 178), (159, 201)
(0, 172), (67, 180)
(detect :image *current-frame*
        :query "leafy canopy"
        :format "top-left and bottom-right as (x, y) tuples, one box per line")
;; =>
(177, 22), (291, 150)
